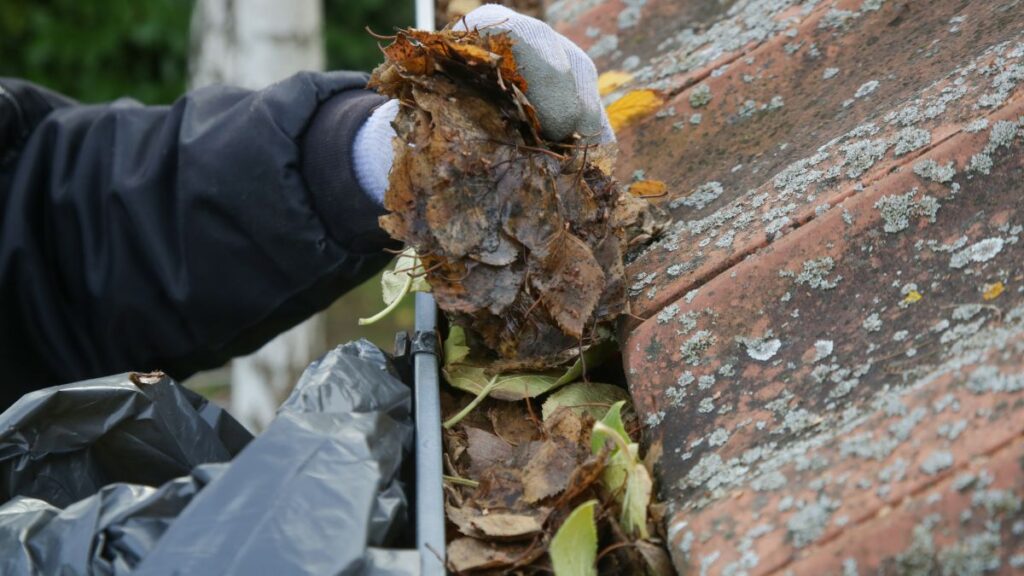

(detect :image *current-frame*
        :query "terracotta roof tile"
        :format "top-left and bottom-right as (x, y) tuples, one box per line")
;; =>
(549, 0), (1024, 572)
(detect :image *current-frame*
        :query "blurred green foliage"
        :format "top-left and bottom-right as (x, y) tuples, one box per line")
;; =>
(0, 0), (413, 104)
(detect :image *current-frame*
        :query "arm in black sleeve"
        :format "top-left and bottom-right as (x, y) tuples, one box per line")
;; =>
(0, 72), (397, 403)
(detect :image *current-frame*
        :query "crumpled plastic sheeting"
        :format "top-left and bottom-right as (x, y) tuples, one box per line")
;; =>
(0, 340), (419, 576)
(0, 373), (251, 508)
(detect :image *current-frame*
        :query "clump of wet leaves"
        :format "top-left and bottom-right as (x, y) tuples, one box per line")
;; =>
(368, 24), (671, 574)
(369, 25), (665, 367)
(441, 391), (672, 575)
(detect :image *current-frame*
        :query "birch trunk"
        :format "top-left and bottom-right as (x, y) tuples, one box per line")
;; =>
(189, 0), (326, 431)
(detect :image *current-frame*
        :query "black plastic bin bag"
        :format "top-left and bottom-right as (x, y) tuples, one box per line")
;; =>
(0, 340), (419, 575)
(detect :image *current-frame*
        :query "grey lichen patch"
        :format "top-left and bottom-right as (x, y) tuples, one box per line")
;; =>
(892, 127), (932, 156)
(842, 139), (889, 178)
(965, 118), (989, 133)
(689, 113), (702, 125)
(965, 365), (1024, 394)
(823, 67), (840, 80)
(670, 181), (724, 211)
(938, 532), (1002, 575)
(936, 419), (967, 440)
(680, 330), (716, 365)
(786, 496), (838, 548)
(617, 0), (644, 30)
(874, 189), (940, 233)
(629, 271), (657, 297)
(586, 34), (618, 59)
(863, 313), (883, 332)
(952, 304), (983, 321)
(793, 257), (842, 290)
(750, 470), (787, 492)
(984, 120), (1019, 153)
(968, 153), (993, 175)
(697, 396), (715, 414)
(820, 9), (856, 30)
(708, 427), (730, 447)
(736, 333), (782, 362)
(854, 80), (879, 98)
(813, 340), (834, 362)
(913, 159), (956, 183)
(892, 523), (938, 574)
(919, 450), (954, 475)
(656, 303), (680, 324)
(782, 407), (819, 434)
(949, 237), (1004, 269)
(689, 83), (712, 108)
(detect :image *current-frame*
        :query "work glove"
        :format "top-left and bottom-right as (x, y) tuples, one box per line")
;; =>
(353, 4), (614, 206)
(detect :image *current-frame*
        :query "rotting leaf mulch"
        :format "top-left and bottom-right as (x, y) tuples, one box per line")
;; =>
(440, 393), (672, 574)
(368, 24), (671, 574)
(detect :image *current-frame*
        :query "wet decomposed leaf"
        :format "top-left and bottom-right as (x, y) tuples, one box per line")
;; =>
(465, 427), (515, 476)
(606, 90), (664, 132)
(628, 179), (667, 198)
(549, 500), (599, 576)
(472, 466), (527, 511)
(635, 540), (676, 576)
(488, 402), (542, 446)
(447, 537), (531, 573)
(597, 71), (634, 96)
(521, 438), (584, 503)
(542, 382), (631, 421)
(470, 512), (544, 539)
(370, 27), (665, 367)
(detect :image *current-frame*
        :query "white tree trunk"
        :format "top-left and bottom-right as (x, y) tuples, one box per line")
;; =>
(190, 0), (326, 432)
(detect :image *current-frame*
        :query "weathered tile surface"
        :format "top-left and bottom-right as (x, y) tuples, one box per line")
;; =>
(548, 0), (1024, 573)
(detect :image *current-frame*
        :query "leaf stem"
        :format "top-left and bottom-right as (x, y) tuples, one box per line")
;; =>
(358, 274), (412, 325)
(443, 375), (499, 429)
(443, 475), (479, 488)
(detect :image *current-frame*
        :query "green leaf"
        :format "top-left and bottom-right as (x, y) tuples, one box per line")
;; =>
(359, 248), (430, 326)
(621, 454), (652, 539)
(444, 364), (563, 401)
(549, 500), (599, 576)
(443, 325), (471, 367)
(590, 401), (629, 455)
(542, 382), (631, 421)
(591, 403), (651, 539)
(383, 248), (430, 304)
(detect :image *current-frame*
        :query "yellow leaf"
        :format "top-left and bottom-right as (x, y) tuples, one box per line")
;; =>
(902, 290), (923, 304)
(597, 71), (633, 96)
(628, 179), (667, 198)
(606, 90), (664, 132)
(983, 281), (1004, 300)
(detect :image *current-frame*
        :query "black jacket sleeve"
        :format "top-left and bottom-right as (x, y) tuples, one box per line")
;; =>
(0, 72), (396, 404)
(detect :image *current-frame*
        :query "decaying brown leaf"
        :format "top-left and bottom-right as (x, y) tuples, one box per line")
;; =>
(520, 438), (585, 503)
(447, 537), (537, 573)
(465, 426), (515, 477)
(370, 26), (666, 365)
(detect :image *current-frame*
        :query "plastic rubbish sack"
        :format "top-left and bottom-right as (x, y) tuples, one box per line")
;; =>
(0, 340), (418, 575)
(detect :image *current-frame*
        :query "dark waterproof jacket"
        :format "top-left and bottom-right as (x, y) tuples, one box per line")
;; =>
(0, 72), (395, 408)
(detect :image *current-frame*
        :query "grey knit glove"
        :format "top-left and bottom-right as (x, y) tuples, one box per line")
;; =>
(353, 5), (614, 206)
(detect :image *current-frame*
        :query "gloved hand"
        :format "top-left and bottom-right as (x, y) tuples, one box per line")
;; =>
(353, 4), (614, 205)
